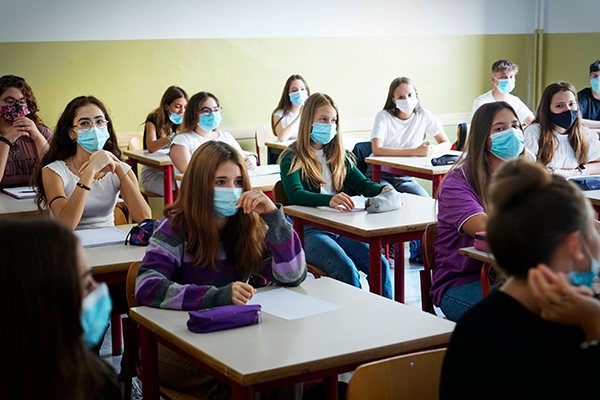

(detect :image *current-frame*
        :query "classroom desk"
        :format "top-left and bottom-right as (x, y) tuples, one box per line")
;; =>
(458, 246), (495, 265)
(86, 224), (148, 356)
(366, 150), (462, 198)
(265, 136), (364, 152)
(131, 278), (455, 400)
(174, 172), (281, 199)
(0, 192), (50, 219)
(583, 190), (600, 216)
(284, 193), (437, 302)
(122, 149), (175, 205)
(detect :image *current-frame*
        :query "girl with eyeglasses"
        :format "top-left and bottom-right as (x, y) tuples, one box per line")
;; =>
(0, 75), (52, 188)
(33, 95), (151, 230)
(170, 91), (257, 176)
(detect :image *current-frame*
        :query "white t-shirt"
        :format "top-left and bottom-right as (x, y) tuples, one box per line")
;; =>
(44, 160), (131, 230)
(314, 148), (334, 195)
(171, 131), (245, 175)
(471, 90), (534, 125)
(524, 123), (600, 169)
(273, 109), (299, 141)
(371, 108), (443, 149)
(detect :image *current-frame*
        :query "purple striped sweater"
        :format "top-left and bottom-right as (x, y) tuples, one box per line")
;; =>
(135, 205), (306, 310)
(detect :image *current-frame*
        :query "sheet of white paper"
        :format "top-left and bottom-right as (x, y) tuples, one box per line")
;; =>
(316, 196), (366, 212)
(74, 226), (128, 248)
(246, 287), (342, 320)
(155, 148), (170, 154)
(248, 165), (281, 177)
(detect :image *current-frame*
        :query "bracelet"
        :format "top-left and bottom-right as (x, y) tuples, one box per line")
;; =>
(48, 195), (67, 207)
(119, 174), (127, 182)
(76, 182), (91, 191)
(0, 136), (12, 148)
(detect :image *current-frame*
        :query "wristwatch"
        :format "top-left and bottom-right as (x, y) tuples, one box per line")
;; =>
(167, 133), (174, 143)
(0, 135), (12, 148)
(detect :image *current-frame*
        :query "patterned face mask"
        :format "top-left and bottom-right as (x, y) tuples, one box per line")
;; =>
(0, 103), (30, 125)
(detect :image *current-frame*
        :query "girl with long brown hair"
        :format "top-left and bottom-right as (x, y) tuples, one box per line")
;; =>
(431, 101), (525, 321)
(524, 81), (600, 176)
(0, 74), (52, 188)
(33, 95), (151, 230)
(141, 85), (188, 195)
(279, 92), (394, 299)
(135, 141), (306, 398)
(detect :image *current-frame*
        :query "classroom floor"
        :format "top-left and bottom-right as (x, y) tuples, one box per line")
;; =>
(99, 253), (426, 399)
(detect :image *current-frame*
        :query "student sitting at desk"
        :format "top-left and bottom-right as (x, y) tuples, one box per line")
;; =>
(431, 102), (525, 321)
(524, 81), (600, 177)
(280, 92), (393, 299)
(141, 85), (188, 195)
(366, 76), (450, 197)
(136, 141), (305, 399)
(2, 218), (121, 400)
(33, 95), (151, 230)
(169, 91), (256, 176)
(440, 159), (600, 399)
(471, 59), (534, 126)
(0, 75), (52, 188)
(578, 59), (600, 130)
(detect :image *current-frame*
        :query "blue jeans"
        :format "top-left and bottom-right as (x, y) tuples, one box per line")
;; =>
(440, 280), (494, 322)
(304, 226), (393, 299)
(366, 165), (430, 197)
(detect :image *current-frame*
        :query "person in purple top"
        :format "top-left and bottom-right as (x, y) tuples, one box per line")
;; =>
(431, 101), (525, 321)
(135, 140), (305, 399)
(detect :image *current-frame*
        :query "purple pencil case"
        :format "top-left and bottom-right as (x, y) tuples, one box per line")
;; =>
(187, 304), (262, 333)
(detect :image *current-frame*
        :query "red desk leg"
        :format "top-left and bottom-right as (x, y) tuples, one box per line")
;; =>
(164, 165), (174, 205)
(232, 384), (253, 400)
(368, 236), (383, 296)
(139, 325), (160, 400)
(432, 175), (442, 198)
(293, 217), (305, 248)
(394, 243), (405, 303)
(323, 376), (338, 400)
(110, 314), (122, 356)
(128, 158), (139, 178)
(372, 164), (381, 183)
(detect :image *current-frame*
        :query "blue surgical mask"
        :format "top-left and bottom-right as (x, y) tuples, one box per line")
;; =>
(81, 283), (112, 348)
(289, 90), (308, 106)
(310, 123), (338, 145)
(496, 78), (515, 94)
(591, 77), (600, 94)
(199, 112), (222, 131)
(549, 109), (578, 130)
(568, 239), (600, 288)
(169, 112), (183, 125)
(77, 127), (110, 153)
(489, 127), (525, 161)
(214, 187), (243, 217)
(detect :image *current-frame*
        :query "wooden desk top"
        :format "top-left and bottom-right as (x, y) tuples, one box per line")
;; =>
(583, 190), (600, 205)
(459, 246), (496, 264)
(175, 173), (280, 192)
(86, 225), (148, 275)
(365, 150), (463, 175)
(265, 136), (364, 152)
(284, 193), (437, 237)
(0, 193), (50, 219)
(130, 278), (454, 386)
(122, 149), (173, 167)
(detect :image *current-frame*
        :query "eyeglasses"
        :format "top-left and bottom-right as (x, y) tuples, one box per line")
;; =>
(3, 97), (28, 107)
(199, 106), (222, 116)
(72, 118), (109, 132)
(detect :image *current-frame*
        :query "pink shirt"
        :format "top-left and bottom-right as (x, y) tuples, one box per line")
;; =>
(431, 164), (486, 306)
(1, 125), (52, 188)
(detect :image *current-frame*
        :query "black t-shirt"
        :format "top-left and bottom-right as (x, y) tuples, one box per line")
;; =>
(142, 112), (177, 150)
(440, 290), (600, 400)
(578, 88), (600, 121)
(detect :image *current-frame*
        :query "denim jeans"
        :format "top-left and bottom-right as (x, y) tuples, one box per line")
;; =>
(366, 164), (430, 197)
(440, 280), (494, 322)
(304, 225), (393, 299)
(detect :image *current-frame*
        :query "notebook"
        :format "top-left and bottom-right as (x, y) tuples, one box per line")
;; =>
(74, 226), (128, 248)
(2, 186), (36, 199)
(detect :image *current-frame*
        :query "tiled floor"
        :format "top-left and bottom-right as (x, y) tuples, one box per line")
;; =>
(100, 252), (427, 398)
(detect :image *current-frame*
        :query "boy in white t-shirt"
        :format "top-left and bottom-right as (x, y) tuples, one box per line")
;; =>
(471, 59), (534, 126)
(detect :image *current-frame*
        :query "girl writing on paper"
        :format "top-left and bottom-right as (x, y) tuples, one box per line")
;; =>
(279, 92), (393, 299)
(136, 141), (306, 399)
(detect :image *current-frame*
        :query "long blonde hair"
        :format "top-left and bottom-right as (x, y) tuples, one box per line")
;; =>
(283, 93), (350, 192)
(164, 142), (266, 277)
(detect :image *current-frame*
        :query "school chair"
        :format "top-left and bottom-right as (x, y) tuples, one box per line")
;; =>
(121, 261), (200, 400)
(346, 348), (447, 400)
(421, 223), (492, 315)
(114, 205), (128, 225)
(127, 136), (163, 202)
(273, 180), (329, 279)
(255, 124), (278, 165)
(351, 141), (372, 176)
(451, 123), (469, 151)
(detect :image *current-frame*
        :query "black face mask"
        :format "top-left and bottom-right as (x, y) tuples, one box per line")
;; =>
(549, 109), (578, 130)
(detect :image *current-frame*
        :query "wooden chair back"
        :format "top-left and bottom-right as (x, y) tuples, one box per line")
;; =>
(421, 223), (437, 313)
(273, 181), (289, 206)
(126, 261), (141, 308)
(114, 206), (128, 226)
(128, 136), (144, 151)
(255, 124), (276, 165)
(347, 348), (447, 400)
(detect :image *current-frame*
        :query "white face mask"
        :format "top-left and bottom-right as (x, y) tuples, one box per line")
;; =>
(395, 96), (419, 115)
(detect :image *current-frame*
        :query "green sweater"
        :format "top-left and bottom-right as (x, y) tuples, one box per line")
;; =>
(280, 149), (386, 207)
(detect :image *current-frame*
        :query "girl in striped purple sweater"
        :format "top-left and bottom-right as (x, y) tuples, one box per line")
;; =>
(135, 141), (305, 399)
